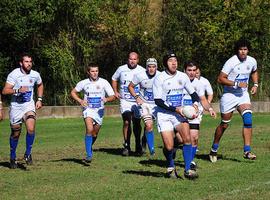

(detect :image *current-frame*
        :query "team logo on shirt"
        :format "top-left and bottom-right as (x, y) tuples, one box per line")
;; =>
(30, 79), (33, 83)
(247, 66), (250, 70)
(97, 85), (100, 90)
(178, 80), (182, 85)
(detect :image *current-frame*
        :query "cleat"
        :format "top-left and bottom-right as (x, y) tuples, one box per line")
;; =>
(24, 154), (33, 165)
(122, 143), (130, 156)
(10, 159), (18, 169)
(243, 151), (256, 160)
(83, 157), (92, 163)
(184, 169), (198, 179)
(209, 150), (217, 163)
(150, 150), (155, 156)
(166, 168), (180, 179)
(190, 161), (197, 171)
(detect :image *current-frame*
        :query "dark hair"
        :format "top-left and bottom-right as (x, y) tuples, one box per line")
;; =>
(183, 61), (199, 71)
(19, 52), (32, 62)
(234, 38), (251, 53)
(86, 63), (99, 71)
(162, 51), (177, 68)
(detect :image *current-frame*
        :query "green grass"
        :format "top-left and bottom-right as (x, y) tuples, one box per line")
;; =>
(0, 114), (270, 200)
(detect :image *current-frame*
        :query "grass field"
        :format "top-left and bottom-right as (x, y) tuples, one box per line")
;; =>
(0, 114), (270, 200)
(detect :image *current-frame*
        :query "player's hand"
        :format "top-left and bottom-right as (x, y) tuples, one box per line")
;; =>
(208, 107), (217, 119)
(79, 99), (88, 107)
(250, 86), (258, 95)
(114, 92), (121, 99)
(19, 86), (29, 93)
(237, 82), (248, 88)
(176, 106), (184, 116)
(36, 100), (42, 109)
(136, 97), (144, 105)
(103, 97), (107, 104)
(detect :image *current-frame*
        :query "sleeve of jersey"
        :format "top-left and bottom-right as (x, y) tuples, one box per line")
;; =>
(6, 73), (16, 85)
(221, 58), (233, 75)
(74, 81), (83, 92)
(112, 68), (120, 81)
(205, 79), (214, 95)
(184, 76), (200, 103)
(104, 80), (115, 96)
(131, 73), (139, 85)
(153, 75), (176, 112)
(37, 73), (42, 85)
(252, 59), (258, 72)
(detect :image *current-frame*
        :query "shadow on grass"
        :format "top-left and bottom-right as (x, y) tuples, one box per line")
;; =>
(0, 161), (28, 170)
(196, 153), (247, 163)
(52, 158), (90, 167)
(123, 169), (166, 178)
(95, 147), (147, 157)
(139, 159), (185, 168)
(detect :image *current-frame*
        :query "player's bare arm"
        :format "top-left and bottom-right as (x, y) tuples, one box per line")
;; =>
(250, 70), (259, 95)
(36, 82), (44, 109)
(218, 72), (247, 88)
(111, 80), (120, 99)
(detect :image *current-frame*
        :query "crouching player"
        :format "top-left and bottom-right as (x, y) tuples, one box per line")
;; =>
(153, 52), (201, 179)
(182, 61), (216, 170)
(128, 58), (160, 156)
(2, 53), (44, 169)
(71, 63), (115, 163)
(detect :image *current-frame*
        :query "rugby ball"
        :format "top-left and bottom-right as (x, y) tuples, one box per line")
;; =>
(182, 105), (197, 120)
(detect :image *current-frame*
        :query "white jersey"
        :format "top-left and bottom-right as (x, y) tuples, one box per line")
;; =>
(153, 70), (195, 108)
(222, 55), (257, 95)
(75, 77), (114, 110)
(182, 78), (204, 106)
(7, 68), (42, 107)
(112, 64), (145, 102)
(198, 76), (213, 96)
(131, 70), (160, 104)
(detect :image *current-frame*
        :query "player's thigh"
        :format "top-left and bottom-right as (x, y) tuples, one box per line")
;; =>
(161, 131), (174, 150)
(175, 122), (191, 143)
(24, 111), (36, 132)
(220, 93), (238, 113)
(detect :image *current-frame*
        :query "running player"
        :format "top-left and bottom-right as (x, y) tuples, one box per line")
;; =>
(71, 63), (115, 163)
(209, 39), (259, 162)
(153, 52), (200, 179)
(182, 61), (216, 169)
(2, 53), (44, 169)
(112, 52), (145, 156)
(128, 58), (160, 156)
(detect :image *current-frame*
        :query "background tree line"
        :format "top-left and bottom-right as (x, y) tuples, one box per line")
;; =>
(0, 0), (269, 105)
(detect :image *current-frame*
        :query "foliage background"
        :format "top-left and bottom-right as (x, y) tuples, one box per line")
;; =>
(0, 0), (269, 105)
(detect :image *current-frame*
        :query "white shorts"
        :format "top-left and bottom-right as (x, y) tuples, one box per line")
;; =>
(220, 92), (251, 114)
(9, 103), (36, 125)
(83, 108), (104, 125)
(138, 103), (157, 120)
(156, 108), (187, 133)
(120, 99), (140, 118)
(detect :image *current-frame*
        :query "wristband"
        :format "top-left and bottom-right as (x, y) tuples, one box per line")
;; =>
(37, 97), (43, 101)
(253, 83), (258, 87)
(233, 81), (239, 89)
(134, 95), (140, 99)
(0, 101), (2, 104)
(14, 89), (19, 94)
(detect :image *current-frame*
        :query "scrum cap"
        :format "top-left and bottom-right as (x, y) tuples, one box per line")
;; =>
(146, 58), (157, 68)
(163, 51), (177, 68)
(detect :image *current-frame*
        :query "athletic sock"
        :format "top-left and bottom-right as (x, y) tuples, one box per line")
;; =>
(85, 135), (93, 158)
(163, 149), (175, 168)
(243, 145), (251, 152)
(191, 146), (197, 161)
(211, 143), (219, 152)
(145, 130), (154, 153)
(25, 132), (35, 156)
(92, 136), (97, 146)
(10, 137), (19, 160)
(182, 144), (192, 172)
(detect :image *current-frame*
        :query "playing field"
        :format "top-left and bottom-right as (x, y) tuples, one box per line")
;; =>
(0, 114), (269, 200)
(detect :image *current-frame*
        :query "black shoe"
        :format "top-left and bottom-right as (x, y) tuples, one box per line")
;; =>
(166, 168), (180, 179)
(190, 161), (197, 171)
(184, 169), (198, 180)
(83, 157), (92, 163)
(10, 159), (18, 169)
(122, 143), (130, 156)
(24, 154), (33, 165)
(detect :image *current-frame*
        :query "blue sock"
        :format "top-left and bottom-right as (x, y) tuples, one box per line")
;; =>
(145, 131), (154, 153)
(244, 145), (251, 152)
(182, 144), (192, 171)
(212, 143), (219, 152)
(10, 137), (19, 160)
(163, 148), (175, 168)
(191, 146), (197, 161)
(25, 132), (35, 156)
(85, 135), (93, 158)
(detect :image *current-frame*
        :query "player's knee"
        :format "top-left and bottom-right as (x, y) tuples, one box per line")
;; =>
(242, 110), (252, 128)
(11, 126), (22, 138)
(220, 119), (230, 129)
